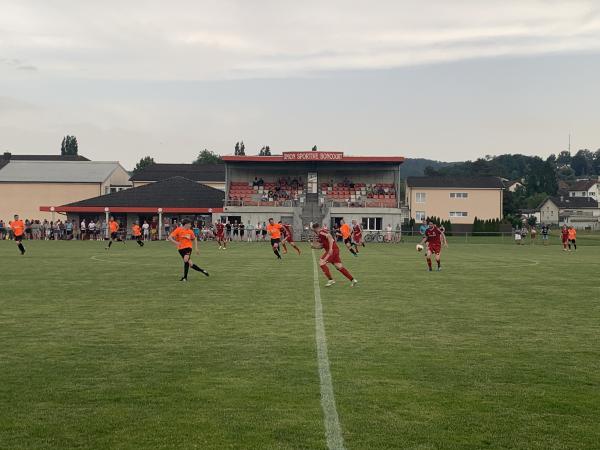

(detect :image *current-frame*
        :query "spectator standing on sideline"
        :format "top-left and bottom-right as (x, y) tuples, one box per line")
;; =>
(142, 220), (150, 241)
(246, 221), (254, 242)
(80, 219), (87, 240)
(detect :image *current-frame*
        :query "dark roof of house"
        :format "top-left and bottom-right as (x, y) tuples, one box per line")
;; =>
(406, 176), (505, 189)
(0, 153), (89, 170)
(129, 163), (225, 182)
(505, 180), (523, 188)
(568, 179), (598, 191)
(65, 176), (224, 208)
(545, 196), (599, 209)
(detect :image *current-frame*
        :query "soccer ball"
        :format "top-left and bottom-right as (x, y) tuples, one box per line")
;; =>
(416, 244), (424, 252)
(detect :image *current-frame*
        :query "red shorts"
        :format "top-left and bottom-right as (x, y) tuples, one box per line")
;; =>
(428, 244), (441, 255)
(561, 236), (568, 243)
(353, 234), (362, 243)
(216, 233), (224, 240)
(322, 249), (342, 265)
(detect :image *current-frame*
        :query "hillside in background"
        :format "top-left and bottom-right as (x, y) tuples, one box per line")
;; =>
(400, 158), (454, 177)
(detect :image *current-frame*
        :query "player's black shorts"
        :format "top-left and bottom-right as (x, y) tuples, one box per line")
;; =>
(15, 234), (23, 242)
(344, 237), (352, 245)
(271, 238), (281, 246)
(178, 247), (192, 258)
(110, 232), (118, 239)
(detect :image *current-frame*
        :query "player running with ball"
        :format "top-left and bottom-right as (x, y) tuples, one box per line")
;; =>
(419, 220), (447, 272)
(168, 219), (209, 282)
(311, 223), (358, 287)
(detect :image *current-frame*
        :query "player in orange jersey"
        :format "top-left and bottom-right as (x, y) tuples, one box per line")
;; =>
(168, 219), (209, 281)
(132, 222), (144, 247)
(337, 219), (358, 257)
(105, 216), (125, 250)
(266, 218), (283, 259)
(9, 214), (26, 255)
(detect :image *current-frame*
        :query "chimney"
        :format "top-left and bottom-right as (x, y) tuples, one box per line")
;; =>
(2, 152), (11, 160)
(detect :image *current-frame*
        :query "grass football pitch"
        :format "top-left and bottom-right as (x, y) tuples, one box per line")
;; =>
(1, 237), (599, 449)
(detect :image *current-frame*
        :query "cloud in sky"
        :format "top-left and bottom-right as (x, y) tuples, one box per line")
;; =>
(1, 0), (600, 80)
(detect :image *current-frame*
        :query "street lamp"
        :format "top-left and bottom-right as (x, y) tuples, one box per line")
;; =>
(104, 207), (110, 239)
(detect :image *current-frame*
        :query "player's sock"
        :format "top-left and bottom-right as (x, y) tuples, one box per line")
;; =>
(190, 263), (208, 275)
(427, 258), (432, 270)
(274, 249), (281, 259)
(183, 262), (190, 279)
(320, 264), (333, 280)
(108, 240), (113, 248)
(437, 260), (441, 268)
(337, 267), (354, 281)
(18, 243), (25, 254)
(349, 247), (357, 255)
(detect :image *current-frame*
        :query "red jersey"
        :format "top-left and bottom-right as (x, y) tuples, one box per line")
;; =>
(352, 224), (362, 238)
(561, 228), (569, 240)
(425, 226), (443, 246)
(216, 223), (224, 235)
(318, 230), (339, 253)
(282, 223), (293, 240)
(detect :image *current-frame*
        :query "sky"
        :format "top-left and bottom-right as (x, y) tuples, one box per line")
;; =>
(1, 0), (600, 169)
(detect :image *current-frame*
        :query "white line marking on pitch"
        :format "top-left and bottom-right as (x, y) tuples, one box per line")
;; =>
(312, 250), (346, 450)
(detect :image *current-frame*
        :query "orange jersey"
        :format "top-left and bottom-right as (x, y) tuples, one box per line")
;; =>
(132, 225), (141, 236)
(340, 223), (351, 239)
(170, 226), (195, 249)
(109, 221), (119, 233)
(267, 223), (282, 239)
(568, 229), (577, 240)
(9, 220), (25, 236)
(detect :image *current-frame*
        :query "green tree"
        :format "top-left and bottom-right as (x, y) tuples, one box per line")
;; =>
(527, 216), (537, 227)
(240, 141), (245, 155)
(571, 149), (595, 176)
(193, 149), (222, 164)
(132, 156), (155, 175)
(61, 135), (78, 155)
(234, 142), (240, 155)
(259, 146), (272, 156)
(556, 150), (571, 167)
(312, 145), (318, 151)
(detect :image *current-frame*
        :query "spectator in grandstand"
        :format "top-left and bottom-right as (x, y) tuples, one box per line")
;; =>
(253, 177), (259, 187)
(257, 177), (264, 186)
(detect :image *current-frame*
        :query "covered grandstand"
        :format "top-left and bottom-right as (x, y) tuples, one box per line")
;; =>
(222, 151), (407, 233)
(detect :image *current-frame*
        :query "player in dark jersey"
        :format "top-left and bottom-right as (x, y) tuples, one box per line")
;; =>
(560, 225), (569, 251)
(168, 219), (209, 281)
(215, 221), (227, 250)
(280, 221), (301, 255)
(540, 224), (549, 245)
(419, 220), (447, 271)
(351, 219), (364, 251)
(311, 223), (358, 287)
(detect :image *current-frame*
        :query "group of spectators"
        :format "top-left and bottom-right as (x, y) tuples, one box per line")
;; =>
(0, 218), (108, 240)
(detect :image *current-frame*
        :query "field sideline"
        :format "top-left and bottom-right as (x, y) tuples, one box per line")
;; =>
(1, 239), (599, 449)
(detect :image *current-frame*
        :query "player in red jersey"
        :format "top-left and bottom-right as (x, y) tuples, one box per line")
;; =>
(311, 223), (358, 287)
(560, 224), (569, 251)
(279, 221), (301, 255)
(9, 214), (26, 255)
(419, 220), (447, 271)
(351, 219), (364, 251)
(215, 221), (227, 250)
(168, 219), (209, 281)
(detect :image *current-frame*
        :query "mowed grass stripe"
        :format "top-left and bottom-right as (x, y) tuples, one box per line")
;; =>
(311, 250), (346, 450)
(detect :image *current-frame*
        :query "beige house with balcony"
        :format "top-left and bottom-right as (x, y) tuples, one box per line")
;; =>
(405, 177), (504, 225)
(0, 159), (131, 220)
